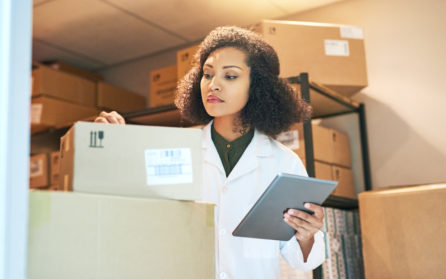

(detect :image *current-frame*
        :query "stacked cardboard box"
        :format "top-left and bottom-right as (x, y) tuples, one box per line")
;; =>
(59, 122), (203, 201)
(359, 184), (446, 278)
(31, 62), (147, 134)
(149, 65), (177, 108)
(29, 151), (61, 190)
(277, 123), (355, 199)
(252, 20), (368, 97)
(321, 207), (364, 279)
(96, 81), (146, 113)
(177, 44), (199, 80)
(27, 191), (215, 279)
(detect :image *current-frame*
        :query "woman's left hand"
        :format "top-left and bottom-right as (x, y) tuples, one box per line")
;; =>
(283, 203), (324, 242)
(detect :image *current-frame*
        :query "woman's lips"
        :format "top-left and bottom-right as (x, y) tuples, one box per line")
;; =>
(207, 95), (224, 103)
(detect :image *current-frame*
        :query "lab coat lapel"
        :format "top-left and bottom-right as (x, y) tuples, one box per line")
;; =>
(202, 122), (226, 175)
(225, 129), (272, 184)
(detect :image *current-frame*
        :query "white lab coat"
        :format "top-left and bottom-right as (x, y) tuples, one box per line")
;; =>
(201, 122), (326, 279)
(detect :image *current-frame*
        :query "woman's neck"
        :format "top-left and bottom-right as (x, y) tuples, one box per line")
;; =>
(213, 115), (247, 142)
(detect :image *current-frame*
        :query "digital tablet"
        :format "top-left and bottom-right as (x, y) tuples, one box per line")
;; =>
(232, 173), (338, 241)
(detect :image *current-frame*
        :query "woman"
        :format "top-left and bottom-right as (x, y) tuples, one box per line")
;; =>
(96, 26), (325, 279)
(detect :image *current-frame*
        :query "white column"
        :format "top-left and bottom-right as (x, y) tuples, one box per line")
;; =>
(0, 0), (33, 278)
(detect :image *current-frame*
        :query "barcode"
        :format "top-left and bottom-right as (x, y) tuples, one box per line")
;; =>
(153, 164), (183, 176)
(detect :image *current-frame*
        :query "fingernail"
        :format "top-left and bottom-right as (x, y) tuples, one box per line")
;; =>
(289, 209), (294, 214)
(304, 203), (310, 209)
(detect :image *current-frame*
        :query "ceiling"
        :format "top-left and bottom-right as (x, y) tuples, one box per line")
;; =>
(33, 0), (342, 71)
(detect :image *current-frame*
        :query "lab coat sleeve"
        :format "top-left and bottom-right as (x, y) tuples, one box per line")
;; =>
(279, 229), (326, 272)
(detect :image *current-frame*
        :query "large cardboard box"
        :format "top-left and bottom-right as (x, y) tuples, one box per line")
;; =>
(50, 151), (60, 187)
(177, 44), (199, 80)
(32, 65), (96, 107)
(59, 122), (203, 201)
(27, 191), (215, 279)
(278, 123), (352, 168)
(29, 153), (49, 188)
(149, 65), (177, 108)
(359, 184), (446, 278)
(45, 61), (103, 82)
(253, 20), (368, 96)
(96, 82), (146, 113)
(31, 96), (100, 134)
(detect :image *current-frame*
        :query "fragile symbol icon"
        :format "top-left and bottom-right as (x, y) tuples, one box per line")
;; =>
(89, 130), (104, 148)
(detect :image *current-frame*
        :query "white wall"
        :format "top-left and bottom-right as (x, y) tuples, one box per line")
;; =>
(101, 0), (446, 189)
(281, 0), (446, 188)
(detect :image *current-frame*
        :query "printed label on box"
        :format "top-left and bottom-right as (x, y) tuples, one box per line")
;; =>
(30, 158), (43, 178)
(31, 104), (43, 124)
(276, 130), (299, 150)
(340, 26), (364, 39)
(324, 40), (350, 56)
(145, 148), (193, 185)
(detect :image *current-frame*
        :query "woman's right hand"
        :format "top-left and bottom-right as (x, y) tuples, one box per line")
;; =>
(94, 111), (126, 125)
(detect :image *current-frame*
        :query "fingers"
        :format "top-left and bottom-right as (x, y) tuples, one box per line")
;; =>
(283, 205), (325, 241)
(95, 111), (126, 125)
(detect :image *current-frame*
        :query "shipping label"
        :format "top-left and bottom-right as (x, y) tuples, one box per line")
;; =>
(276, 130), (299, 150)
(30, 158), (43, 178)
(31, 104), (43, 124)
(324, 40), (350, 56)
(144, 148), (193, 185)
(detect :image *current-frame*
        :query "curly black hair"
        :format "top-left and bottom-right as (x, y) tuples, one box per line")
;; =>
(175, 26), (311, 138)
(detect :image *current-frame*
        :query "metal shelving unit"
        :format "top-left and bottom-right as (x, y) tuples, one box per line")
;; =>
(288, 73), (371, 279)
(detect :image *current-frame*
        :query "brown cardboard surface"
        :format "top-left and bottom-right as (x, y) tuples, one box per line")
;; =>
(177, 45), (199, 80)
(315, 161), (332, 181)
(27, 191), (215, 279)
(59, 122), (203, 201)
(31, 96), (99, 134)
(359, 184), (446, 278)
(30, 153), (49, 188)
(332, 166), (355, 199)
(45, 61), (103, 82)
(253, 20), (368, 96)
(332, 129), (352, 168)
(96, 82), (146, 113)
(149, 65), (177, 108)
(32, 65), (96, 107)
(50, 151), (60, 186)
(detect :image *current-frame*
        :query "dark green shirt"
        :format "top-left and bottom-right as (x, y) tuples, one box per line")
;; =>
(211, 124), (255, 177)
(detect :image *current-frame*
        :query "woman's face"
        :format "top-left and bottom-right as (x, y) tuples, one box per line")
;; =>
(200, 47), (251, 119)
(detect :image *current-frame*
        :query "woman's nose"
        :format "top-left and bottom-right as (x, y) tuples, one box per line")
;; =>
(209, 77), (221, 91)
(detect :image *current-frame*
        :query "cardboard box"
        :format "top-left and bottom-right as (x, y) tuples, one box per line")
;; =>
(278, 123), (351, 167)
(59, 122), (203, 201)
(253, 20), (368, 96)
(31, 96), (100, 134)
(149, 65), (177, 108)
(332, 166), (355, 199)
(50, 151), (60, 187)
(177, 44), (199, 80)
(29, 153), (49, 188)
(45, 61), (103, 82)
(96, 82), (146, 113)
(27, 191), (215, 279)
(359, 184), (446, 278)
(32, 65), (96, 107)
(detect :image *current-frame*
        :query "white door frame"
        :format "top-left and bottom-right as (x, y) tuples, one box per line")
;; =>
(0, 0), (33, 278)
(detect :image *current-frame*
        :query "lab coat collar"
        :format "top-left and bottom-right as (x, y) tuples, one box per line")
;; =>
(202, 121), (273, 182)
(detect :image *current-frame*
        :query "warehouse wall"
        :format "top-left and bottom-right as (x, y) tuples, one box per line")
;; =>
(100, 0), (446, 189)
(282, 0), (446, 188)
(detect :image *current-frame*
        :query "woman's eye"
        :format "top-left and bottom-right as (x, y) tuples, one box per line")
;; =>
(225, 75), (238, 80)
(203, 73), (212, 79)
